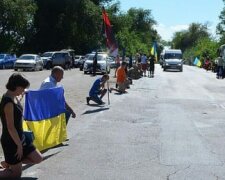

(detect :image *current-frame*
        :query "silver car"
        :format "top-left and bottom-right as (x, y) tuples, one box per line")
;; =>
(83, 53), (111, 74)
(14, 54), (44, 71)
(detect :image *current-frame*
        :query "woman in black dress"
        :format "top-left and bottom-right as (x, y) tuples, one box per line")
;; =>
(0, 73), (42, 178)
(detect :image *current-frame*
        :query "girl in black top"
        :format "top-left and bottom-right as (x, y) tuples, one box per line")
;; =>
(0, 73), (42, 178)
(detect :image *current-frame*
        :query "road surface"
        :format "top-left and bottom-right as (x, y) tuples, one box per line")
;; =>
(1, 65), (225, 179)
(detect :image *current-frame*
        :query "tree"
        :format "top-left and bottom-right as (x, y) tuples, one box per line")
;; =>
(0, 0), (37, 53)
(183, 37), (219, 65)
(22, 0), (114, 54)
(217, 0), (225, 44)
(172, 23), (210, 52)
(107, 6), (159, 56)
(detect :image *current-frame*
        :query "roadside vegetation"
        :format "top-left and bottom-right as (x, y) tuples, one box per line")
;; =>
(0, 0), (224, 62)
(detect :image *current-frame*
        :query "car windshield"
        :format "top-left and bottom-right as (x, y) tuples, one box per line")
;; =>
(75, 56), (81, 59)
(0, 54), (5, 59)
(165, 53), (182, 59)
(19, 55), (35, 60)
(88, 54), (104, 61)
(42, 52), (54, 57)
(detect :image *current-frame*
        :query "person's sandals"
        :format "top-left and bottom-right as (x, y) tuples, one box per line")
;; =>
(0, 161), (10, 169)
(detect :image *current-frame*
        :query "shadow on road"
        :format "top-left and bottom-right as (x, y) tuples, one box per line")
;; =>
(82, 107), (109, 115)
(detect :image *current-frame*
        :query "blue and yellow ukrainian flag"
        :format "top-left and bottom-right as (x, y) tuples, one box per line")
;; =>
(193, 57), (201, 67)
(23, 87), (67, 151)
(150, 42), (158, 61)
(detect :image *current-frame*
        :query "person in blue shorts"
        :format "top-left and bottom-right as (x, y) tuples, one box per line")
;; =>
(86, 74), (109, 105)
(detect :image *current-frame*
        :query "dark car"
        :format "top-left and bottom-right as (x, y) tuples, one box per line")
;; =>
(51, 51), (72, 69)
(0, 54), (17, 69)
(41, 51), (56, 69)
(61, 49), (75, 68)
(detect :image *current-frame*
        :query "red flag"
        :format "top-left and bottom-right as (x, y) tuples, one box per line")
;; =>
(102, 7), (118, 57)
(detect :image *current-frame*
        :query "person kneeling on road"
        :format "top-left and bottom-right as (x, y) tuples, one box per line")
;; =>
(111, 61), (130, 94)
(86, 74), (109, 105)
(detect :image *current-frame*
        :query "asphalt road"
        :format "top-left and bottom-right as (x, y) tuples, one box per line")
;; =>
(1, 65), (225, 180)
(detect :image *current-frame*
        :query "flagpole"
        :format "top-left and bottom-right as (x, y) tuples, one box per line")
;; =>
(107, 80), (110, 105)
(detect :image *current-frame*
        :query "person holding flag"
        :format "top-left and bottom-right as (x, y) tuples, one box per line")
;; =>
(150, 42), (158, 62)
(148, 55), (155, 78)
(40, 66), (76, 124)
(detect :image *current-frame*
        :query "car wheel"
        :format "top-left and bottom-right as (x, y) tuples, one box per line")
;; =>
(14, 69), (17, 71)
(163, 68), (166, 71)
(84, 71), (87, 74)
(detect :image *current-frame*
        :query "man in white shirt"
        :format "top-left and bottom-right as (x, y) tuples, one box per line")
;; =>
(40, 66), (76, 124)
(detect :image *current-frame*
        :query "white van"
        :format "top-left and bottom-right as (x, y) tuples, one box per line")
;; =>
(162, 49), (183, 72)
(219, 44), (225, 60)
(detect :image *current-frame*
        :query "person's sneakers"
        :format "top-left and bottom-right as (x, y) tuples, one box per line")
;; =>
(98, 101), (105, 105)
(86, 97), (90, 105)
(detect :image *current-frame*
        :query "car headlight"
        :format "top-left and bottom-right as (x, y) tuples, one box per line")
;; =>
(166, 63), (169, 66)
(177, 63), (182, 66)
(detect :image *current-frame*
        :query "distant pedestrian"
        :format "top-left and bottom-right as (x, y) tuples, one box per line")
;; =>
(0, 73), (42, 178)
(86, 74), (109, 105)
(129, 55), (133, 68)
(216, 56), (223, 79)
(141, 54), (147, 76)
(148, 55), (155, 78)
(92, 52), (98, 76)
(40, 66), (76, 124)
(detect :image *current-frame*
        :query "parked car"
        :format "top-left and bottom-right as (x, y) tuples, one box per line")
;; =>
(0, 54), (17, 69)
(51, 51), (72, 69)
(83, 53), (111, 74)
(74, 55), (84, 68)
(107, 56), (117, 68)
(41, 51), (56, 69)
(79, 53), (90, 71)
(61, 49), (75, 68)
(14, 54), (44, 71)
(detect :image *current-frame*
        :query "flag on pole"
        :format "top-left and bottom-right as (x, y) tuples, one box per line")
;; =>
(23, 87), (67, 151)
(150, 42), (157, 61)
(193, 57), (201, 67)
(102, 7), (118, 57)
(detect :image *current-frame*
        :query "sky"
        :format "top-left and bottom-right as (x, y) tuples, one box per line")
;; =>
(119, 0), (224, 41)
